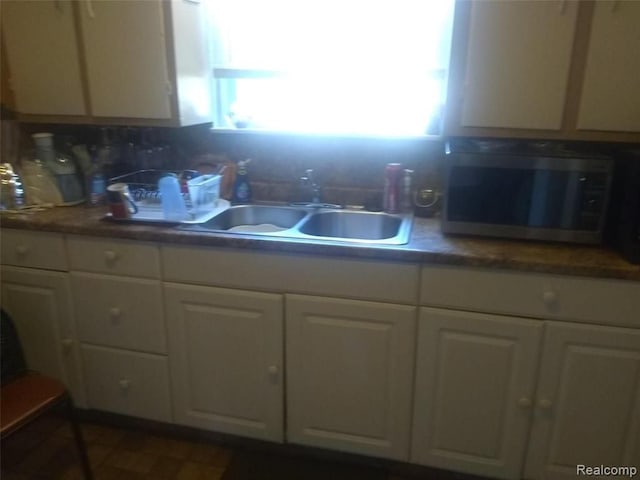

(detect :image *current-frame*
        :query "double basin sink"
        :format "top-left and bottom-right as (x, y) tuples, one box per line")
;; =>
(181, 204), (413, 245)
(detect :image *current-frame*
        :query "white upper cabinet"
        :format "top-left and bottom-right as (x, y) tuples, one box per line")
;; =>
(460, 1), (578, 130)
(577, 1), (640, 132)
(1, 0), (86, 116)
(78, 0), (171, 119)
(1, 0), (212, 125)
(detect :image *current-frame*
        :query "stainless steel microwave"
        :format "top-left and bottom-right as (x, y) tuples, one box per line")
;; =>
(442, 139), (614, 244)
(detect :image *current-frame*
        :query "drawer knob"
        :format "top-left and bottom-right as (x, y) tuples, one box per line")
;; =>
(118, 379), (131, 391)
(517, 397), (532, 409)
(109, 307), (122, 319)
(61, 338), (74, 350)
(104, 250), (119, 263)
(15, 245), (29, 256)
(538, 398), (553, 410)
(267, 365), (279, 383)
(542, 290), (557, 307)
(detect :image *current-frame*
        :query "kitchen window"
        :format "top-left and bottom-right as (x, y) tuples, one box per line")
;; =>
(206, 0), (456, 136)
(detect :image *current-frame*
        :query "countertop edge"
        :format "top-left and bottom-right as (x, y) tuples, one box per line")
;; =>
(1, 207), (638, 282)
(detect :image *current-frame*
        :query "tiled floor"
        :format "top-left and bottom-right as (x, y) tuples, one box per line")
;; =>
(0, 413), (408, 480)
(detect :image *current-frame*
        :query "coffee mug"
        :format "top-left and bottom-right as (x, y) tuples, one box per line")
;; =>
(107, 183), (138, 219)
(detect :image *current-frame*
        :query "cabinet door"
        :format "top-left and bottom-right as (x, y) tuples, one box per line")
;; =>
(286, 294), (416, 460)
(1, 0), (86, 115)
(0, 266), (85, 407)
(460, 1), (578, 129)
(411, 307), (542, 480)
(577, 1), (640, 132)
(525, 323), (640, 480)
(78, 0), (172, 118)
(165, 283), (283, 442)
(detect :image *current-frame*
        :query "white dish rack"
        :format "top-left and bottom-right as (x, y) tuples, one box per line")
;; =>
(107, 169), (229, 224)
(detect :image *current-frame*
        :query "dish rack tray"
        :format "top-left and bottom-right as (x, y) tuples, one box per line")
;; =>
(108, 169), (228, 224)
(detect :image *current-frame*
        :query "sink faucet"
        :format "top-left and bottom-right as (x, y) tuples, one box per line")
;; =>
(292, 169), (342, 209)
(300, 169), (322, 204)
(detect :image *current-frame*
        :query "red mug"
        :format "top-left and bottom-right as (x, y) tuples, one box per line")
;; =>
(106, 183), (138, 219)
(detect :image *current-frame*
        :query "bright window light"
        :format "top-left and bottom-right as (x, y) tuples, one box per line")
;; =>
(207, 0), (455, 136)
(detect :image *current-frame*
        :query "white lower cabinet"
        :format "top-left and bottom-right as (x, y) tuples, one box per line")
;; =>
(0, 265), (85, 407)
(164, 283), (284, 442)
(411, 306), (640, 480)
(524, 323), (640, 480)
(68, 237), (167, 418)
(411, 307), (543, 479)
(3, 230), (638, 478)
(81, 344), (171, 422)
(286, 294), (416, 460)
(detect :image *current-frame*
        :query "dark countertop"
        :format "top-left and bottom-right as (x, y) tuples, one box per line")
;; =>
(1, 205), (638, 281)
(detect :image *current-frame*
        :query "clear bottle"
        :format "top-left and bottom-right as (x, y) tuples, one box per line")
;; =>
(401, 169), (414, 213)
(88, 153), (106, 206)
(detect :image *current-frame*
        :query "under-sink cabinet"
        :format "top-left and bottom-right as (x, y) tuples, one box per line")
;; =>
(67, 236), (171, 422)
(286, 294), (416, 460)
(0, 230), (85, 406)
(161, 245), (420, 458)
(164, 282), (284, 442)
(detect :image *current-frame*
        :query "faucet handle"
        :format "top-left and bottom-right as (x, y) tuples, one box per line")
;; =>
(300, 169), (315, 184)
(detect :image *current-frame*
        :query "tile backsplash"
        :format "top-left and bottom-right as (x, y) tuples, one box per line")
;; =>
(15, 123), (445, 206)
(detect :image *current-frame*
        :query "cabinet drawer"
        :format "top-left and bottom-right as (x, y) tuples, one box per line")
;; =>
(72, 273), (165, 353)
(1, 229), (67, 271)
(68, 236), (160, 278)
(163, 246), (419, 304)
(81, 344), (171, 422)
(421, 266), (640, 328)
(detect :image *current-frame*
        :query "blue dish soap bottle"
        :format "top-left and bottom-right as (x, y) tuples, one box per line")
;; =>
(232, 159), (252, 203)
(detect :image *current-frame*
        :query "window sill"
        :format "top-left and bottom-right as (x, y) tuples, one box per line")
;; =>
(209, 127), (444, 143)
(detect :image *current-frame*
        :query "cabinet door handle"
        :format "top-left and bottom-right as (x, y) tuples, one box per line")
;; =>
(119, 379), (130, 391)
(267, 365), (279, 382)
(542, 290), (557, 307)
(104, 250), (118, 263)
(15, 245), (29, 256)
(518, 397), (533, 409)
(559, 0), (567, 14)
(109, 307), (122, 319)
(86, 0), (96, 18)
(538, 398), (553, 410)
(61, 338), (74, 350)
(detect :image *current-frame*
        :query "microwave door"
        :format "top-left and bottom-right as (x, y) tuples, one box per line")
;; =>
(560, 172), (583, 229)
(528, 170), (552, 228)
(528, 170), (583, 230)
